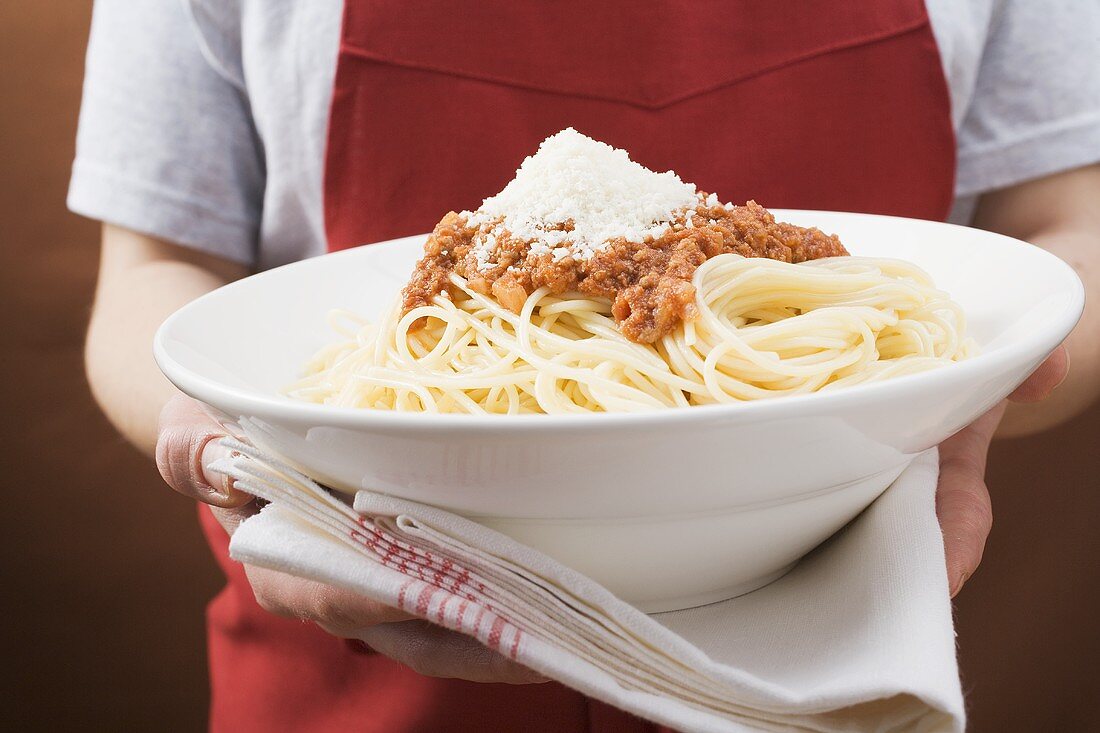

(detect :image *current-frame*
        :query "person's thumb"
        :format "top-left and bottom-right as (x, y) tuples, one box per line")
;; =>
(155, 394), (252, 509)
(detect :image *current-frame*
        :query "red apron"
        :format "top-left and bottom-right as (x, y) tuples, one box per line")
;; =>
(205, 1), (955, 731)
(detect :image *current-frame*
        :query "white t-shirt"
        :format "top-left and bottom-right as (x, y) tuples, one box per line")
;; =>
(68, 0), (1100, 271)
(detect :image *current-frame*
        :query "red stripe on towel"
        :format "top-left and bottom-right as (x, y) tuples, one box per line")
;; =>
(397, 580), (413, 612)
(509, 628), (522, 660)
(415, 584), (436, 617)
(455, 600), (469, 631)
(487, 616), (506, 651)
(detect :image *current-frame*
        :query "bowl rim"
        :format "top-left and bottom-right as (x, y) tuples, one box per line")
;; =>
(154, 210), (1085, 433)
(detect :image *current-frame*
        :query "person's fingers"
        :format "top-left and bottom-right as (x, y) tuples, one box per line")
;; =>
(155, 394), (252, 509)
(242, 565), (542, 684)
(937, 465), (991, 597)
(358, 619), (548, 684)
(936, 404), (1004, 597)
(243, 564), (413, 632)
(1008, 345), (1069, 403)
(208, 503), (260, 537)
(938, 343), (1068, 592)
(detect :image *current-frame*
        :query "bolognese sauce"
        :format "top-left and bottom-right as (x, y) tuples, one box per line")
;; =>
(402, 198), (847, 344)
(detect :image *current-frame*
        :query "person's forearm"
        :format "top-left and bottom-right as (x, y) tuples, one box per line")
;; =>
(972, 164), (1100, 437)
(85, 225), (247, 455)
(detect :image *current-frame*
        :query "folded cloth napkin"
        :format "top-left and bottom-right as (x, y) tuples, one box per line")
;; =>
(217, 439), (964, 733)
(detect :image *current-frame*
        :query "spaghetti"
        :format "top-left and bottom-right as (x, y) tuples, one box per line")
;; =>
(286, 254), (975, 414)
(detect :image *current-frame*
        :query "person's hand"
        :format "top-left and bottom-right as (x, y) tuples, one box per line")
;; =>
(937, 346), (1070, 597)
(154, 394), (546, 684)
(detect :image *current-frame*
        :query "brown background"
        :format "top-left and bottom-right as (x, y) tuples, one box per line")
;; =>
(1, 2), (1097, 731)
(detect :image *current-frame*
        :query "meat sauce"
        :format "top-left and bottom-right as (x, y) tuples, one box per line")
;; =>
(402, 199), (848, 344)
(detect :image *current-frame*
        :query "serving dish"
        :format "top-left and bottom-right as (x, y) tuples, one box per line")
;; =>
(155, 211), (1084, 612)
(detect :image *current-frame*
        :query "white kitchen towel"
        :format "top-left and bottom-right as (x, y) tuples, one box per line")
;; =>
(218, 440), (964, 733)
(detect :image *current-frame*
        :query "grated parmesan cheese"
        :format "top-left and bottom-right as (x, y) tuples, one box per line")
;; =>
(463, 128), (700, 269)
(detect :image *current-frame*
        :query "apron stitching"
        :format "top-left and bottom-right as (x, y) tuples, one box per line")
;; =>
(336, 17), (931, 111)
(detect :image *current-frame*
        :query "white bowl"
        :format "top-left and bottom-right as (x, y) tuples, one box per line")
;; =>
(155, 211), (1083, 612)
